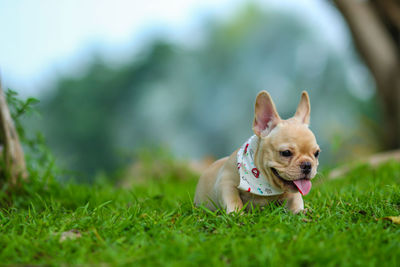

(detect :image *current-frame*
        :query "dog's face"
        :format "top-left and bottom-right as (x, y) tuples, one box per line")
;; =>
(252, 91), (319, 195)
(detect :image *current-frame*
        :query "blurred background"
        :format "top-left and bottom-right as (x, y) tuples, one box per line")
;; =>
(1, 0), (398, 182)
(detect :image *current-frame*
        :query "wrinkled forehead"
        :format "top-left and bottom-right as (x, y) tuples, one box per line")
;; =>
(264, 123), (318, 151)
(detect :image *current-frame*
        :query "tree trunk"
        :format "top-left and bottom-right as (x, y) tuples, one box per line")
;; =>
(0, 81), (27, 186)
(334, 0), (400, 149)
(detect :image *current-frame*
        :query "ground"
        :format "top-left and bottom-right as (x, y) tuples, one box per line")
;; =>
(0, 162), (399, 266)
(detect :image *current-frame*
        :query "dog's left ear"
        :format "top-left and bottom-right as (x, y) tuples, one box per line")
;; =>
(253, 91), (281, 137)
(294, 91), (311, 125)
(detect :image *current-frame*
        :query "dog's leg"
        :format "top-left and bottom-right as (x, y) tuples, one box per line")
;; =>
(285, 192), (304, 214)
(222, 185), (243, 213)
(216, 174), (243, 213)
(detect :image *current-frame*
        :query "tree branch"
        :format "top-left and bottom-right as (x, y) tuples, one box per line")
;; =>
(334, 0), (399, 89)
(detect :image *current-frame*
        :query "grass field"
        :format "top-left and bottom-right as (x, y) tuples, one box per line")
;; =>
(0, 161), (399, 266)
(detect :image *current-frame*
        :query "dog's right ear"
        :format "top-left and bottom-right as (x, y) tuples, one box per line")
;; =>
(253, 91), (281, 137)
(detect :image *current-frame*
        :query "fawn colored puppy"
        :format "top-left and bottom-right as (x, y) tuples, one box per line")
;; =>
(194, 91), (320, 214)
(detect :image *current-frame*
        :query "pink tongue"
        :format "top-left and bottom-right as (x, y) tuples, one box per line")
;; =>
(293, 179), (312, 196)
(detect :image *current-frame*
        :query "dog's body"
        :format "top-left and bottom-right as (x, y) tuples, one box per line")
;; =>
(194, 91), (319, 214)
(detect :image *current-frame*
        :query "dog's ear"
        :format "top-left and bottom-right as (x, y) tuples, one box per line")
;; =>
(294, 91), (310, 125)
(253, 91), (281, 137)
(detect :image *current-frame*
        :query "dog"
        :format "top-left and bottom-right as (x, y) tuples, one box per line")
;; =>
(194, 91), (320, 214)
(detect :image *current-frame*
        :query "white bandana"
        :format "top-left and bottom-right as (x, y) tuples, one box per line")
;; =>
(237, 135), (284, 196)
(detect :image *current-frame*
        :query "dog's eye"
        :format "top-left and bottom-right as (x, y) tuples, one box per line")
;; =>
(314, 150), (320, 158)
(280, 150), (292, 157)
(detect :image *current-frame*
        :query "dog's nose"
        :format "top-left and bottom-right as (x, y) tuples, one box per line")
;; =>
(300, 162), (312, 174)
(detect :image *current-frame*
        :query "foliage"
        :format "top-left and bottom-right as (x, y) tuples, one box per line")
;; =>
(6, 89), (39, 139)
(1, 90), (58, 199)
(34, 4), (375, 179)
(36, 43), (175, 179)
(0, 161), (399, 265)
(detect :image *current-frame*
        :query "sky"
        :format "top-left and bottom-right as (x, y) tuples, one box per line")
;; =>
(0, 0), (347, 97)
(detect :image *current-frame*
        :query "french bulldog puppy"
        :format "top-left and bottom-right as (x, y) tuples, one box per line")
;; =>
(194, 91), (320, 214)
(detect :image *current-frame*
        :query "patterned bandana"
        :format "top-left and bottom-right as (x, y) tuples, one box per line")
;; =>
(237, 135), (284, 196)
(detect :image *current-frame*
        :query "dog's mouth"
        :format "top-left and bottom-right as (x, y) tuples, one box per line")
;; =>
(270, 168), (312, 196)
(271, 167), (288, 182)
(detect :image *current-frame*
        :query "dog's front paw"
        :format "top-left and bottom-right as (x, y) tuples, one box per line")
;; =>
(226, 202), (244, 214)
(286, 192), (304, 214)
(290, 207), (304, 214)
(290, 207), (311, 215)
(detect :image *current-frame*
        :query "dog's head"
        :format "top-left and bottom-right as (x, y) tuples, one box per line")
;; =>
(253, 91), (319, 195)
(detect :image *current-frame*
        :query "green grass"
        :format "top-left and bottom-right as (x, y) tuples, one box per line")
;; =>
(0, 162), (399, 266)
